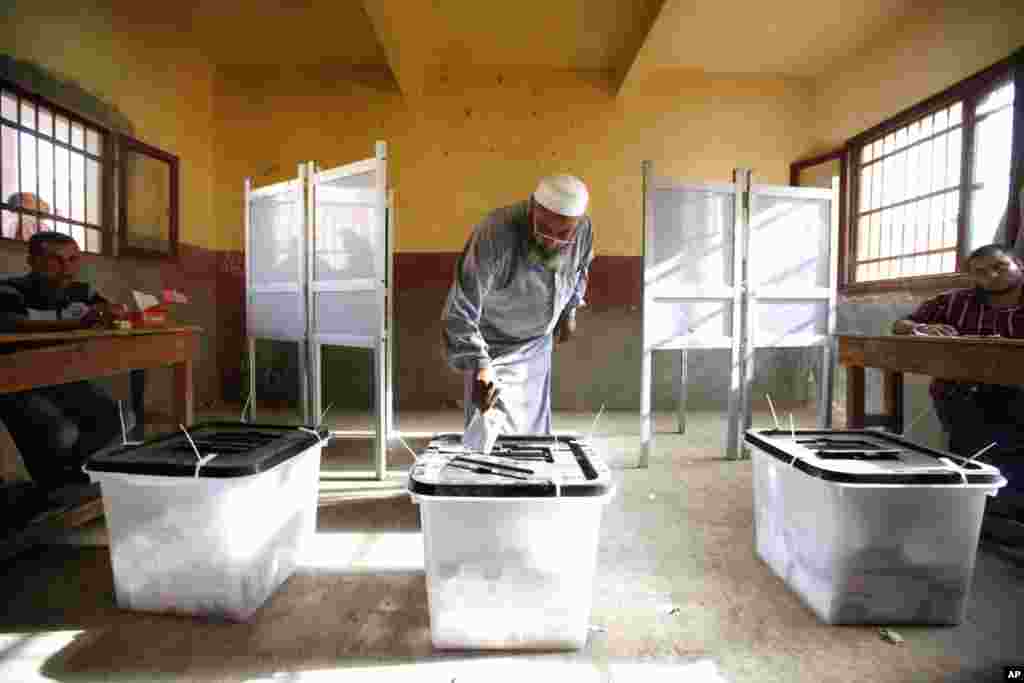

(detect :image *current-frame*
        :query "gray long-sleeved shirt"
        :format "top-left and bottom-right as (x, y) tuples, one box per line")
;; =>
(441, 200), (593, 372)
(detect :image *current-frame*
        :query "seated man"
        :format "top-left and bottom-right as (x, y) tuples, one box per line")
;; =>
(0, 232), (123, 490)
(892, 243), (1024, 521)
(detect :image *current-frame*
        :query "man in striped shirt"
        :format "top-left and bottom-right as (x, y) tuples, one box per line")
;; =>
(892, 243), (1024, 514)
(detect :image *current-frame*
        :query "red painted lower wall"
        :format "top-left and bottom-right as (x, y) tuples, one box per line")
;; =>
(392, 253), (641, 309)
(213, 250), (642, 404)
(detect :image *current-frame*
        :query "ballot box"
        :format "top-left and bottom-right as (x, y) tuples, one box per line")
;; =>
(745, 428), (1006, 624)
(85, 423), (325, 621)
(409, 433), (614, 649)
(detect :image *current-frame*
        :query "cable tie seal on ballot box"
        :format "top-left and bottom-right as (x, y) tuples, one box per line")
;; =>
(940, 441), (998, 487)
(550, 472), (562, 497)
(194, 452), (221, 478)
(180, 424), (220, 478)
(298, 427), (326, 443)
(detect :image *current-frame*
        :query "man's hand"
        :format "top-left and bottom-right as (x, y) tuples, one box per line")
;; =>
(79, 306), (103, 328)
(913, 323), (959, 337)
(471, 367), (500, 413)
(554, 311), (577, 344)
(80, 302), (128, 329)
(893, 319), (959, 336)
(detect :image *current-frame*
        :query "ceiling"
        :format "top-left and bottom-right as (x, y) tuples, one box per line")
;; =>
(188, 1), (388, 68)
(424, 0), (665, 72)
(634, 0), (927, 78)
(179, 0), (931, 94)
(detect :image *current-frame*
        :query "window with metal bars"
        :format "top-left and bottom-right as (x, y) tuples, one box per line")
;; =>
(0, 87), (108, 253)
(850, 73), (1017, 284)
(0, 80), (179, 258)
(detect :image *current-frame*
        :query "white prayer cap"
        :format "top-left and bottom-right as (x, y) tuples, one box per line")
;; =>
(533, 174), (589, 217)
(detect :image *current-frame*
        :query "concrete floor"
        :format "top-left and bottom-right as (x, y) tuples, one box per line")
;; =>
(0, 407), (1021, 682)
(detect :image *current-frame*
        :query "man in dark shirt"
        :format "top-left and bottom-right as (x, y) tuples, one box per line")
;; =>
(0, 232), (123, 489)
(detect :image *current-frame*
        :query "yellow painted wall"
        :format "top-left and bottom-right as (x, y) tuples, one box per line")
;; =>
(214, 66), (816, 256)
(811, 1), (1024, 152)
(0, 0), (218, 250)
(7, 1), (1023, 255)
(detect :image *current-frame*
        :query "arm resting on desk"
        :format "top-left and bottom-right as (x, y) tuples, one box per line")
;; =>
(892, 319), (959, 336)
(0, 307), (121, 333)
(1, 316), (85, 333)
(894, 291), (961, 336)
(892, 320), (917, 335)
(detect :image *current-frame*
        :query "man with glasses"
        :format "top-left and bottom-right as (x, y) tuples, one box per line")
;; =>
(892, 243), (1024, 541)
(892, 242), (1024, 453)
(442, 175), (593, 434)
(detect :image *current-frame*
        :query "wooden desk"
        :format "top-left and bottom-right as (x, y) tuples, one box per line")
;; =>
(0, 326), (202, 556)
(837, 334), (1024, 431)
(0, 326), (201, 427)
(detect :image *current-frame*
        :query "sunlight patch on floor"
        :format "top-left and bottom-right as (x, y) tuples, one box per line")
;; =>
(243, 657), (731, 682)
(0, 630), (85, 682)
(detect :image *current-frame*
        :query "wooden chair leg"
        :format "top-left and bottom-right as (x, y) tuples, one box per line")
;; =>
(130, 369), (146, 440)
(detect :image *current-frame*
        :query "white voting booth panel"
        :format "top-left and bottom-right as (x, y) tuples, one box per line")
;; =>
(641, 164), (836, 465)
(310, 144), (391, 479)
(747, 185), (838, 455)
(245, 177), (310, 425)
(311, 160), (383, 348)
(749, 186), (834, 347)
(246, 179), (306, 340)
(244, 142), (392, 480)
(644, 182), (737, 351)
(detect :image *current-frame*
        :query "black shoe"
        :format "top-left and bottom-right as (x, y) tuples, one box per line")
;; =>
(0, 482), (51, 533)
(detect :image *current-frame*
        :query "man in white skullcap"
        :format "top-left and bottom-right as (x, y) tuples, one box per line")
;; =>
(442, 174), (594, 434)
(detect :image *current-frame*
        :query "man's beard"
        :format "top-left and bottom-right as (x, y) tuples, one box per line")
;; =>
(982, 273), (1024, 295)
(527, 214), (568, 271)
(526, 236), (566, 271)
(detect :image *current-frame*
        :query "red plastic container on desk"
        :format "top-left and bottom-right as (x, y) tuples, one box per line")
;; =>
(128, 306), (169, 328)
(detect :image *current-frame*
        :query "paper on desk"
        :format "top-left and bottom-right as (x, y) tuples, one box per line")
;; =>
(163, 289), (190, 304)
(132, 290), (160, 312)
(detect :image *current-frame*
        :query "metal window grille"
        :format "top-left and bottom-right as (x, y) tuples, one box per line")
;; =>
(0, 86), (107, 253)
(852, 79), (1015, 283)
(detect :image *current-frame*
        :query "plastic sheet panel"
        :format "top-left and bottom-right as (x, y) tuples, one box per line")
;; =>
(749, 193), (831, 289)
(313, 291), (377, 347)
(755, 300), (828, 346)
(248, 292), (306, 340)
(644, 301), (733, 349)
(313, 169), (382, 341)
(646, 186), (735, 297)
(249, 186), (302, 286)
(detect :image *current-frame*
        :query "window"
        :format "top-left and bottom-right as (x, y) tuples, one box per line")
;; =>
(0, 80), (179, 258)
(1, 87), (108, 253)
(847, 58), (1019, 286)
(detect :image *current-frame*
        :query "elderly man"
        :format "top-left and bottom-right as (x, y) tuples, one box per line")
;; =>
(0, 232), (123, 489)
(442, 174), (593, 434)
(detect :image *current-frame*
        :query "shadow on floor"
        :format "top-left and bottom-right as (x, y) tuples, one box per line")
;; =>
(316, 492), (421, 533)
(0, 493), (441, 681)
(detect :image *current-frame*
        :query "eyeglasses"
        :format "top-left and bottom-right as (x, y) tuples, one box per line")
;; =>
(532, 216), (578, 248)
(534, 229), (576, 247)
(971, 263), (1011, 277)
